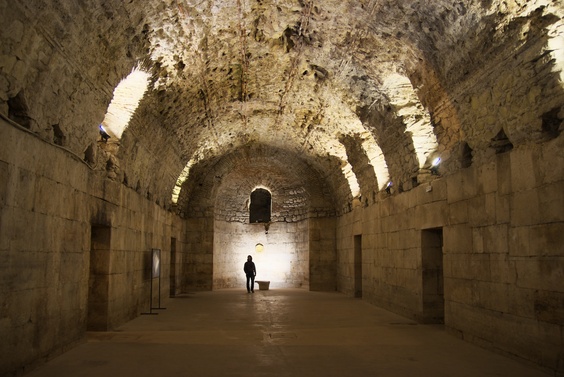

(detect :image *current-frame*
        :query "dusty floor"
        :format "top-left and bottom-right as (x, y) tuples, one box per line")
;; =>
(25, 289), (548, 377)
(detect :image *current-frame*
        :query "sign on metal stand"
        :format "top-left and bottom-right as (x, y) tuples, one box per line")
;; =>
(152, 248), (166, 311)
(141, 248), (166, 315)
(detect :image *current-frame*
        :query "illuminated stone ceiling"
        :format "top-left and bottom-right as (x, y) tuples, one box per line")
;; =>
(1, 0), (563, 214)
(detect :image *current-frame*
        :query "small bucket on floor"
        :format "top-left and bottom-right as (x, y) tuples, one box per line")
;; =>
(256, 280), (270, 290)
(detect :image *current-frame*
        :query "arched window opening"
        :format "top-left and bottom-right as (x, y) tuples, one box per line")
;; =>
(249, 188), (271, 223)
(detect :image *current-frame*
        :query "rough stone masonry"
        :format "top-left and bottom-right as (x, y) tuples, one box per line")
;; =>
(0, 1), (563, 376)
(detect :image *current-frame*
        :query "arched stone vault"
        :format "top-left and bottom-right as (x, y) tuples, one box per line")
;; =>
(177, 144), (341, 220)
(1, 1), (564, 374)
(1, 0), (563, 210)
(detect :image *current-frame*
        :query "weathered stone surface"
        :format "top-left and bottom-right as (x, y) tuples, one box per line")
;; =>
(337, 134), (563, 373)
(0, 120), (186, 375)
(1, 1), (564, 376)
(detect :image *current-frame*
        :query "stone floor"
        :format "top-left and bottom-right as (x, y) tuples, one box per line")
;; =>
(26, 289), (548, 377)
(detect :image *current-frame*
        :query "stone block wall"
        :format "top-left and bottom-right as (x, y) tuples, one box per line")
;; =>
(336, 206), (362, 294)
(443, 142), (564, 373)
(180, 149), (338, 292)
(309, 217), (337, 291)
(0, 119), (185, 376)
(336, 136), (564, 373)
(186, 217), (334, 291)
(182, 217), (214, 291)
(213, 220), (309, 289)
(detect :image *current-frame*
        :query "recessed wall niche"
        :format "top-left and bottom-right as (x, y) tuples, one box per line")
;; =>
(249, 188), (271, 223)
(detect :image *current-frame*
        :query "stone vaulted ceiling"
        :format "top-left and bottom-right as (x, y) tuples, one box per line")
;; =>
(1, 0), (563, 215)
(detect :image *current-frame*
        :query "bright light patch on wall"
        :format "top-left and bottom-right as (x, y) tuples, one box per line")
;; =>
(248, 239), (295, 287)
(383, 74), (438, 169)
(325, 139), (361, 198)
(252, 185), (271, 192)
(362, 137), (390, 190)
(101, 67), (150, 139)
(213, 229), (301, 289)
(342, 162), (361, 198)
(171, 159), (194, 204)
(548, 23), (564, 85)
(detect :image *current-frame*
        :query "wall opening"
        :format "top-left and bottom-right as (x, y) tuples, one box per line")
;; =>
(7, 90), (32, 129)
(421, 228), (444, 324)
(88, 225), (111, 331)
(541, 107), (562, 140)
(354, 234), (362, 298)
(52, 123), (65, 146)
(249, 188), (271, 223)
(490, 129), (513, 154)
(461, 142), (473, 169)
(170, 237), (177, 297)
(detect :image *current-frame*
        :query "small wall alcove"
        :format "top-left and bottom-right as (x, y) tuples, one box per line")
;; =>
(249, 188), (271, 223)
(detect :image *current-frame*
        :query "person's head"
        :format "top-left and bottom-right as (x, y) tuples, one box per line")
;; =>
(247, 255), (252, 261)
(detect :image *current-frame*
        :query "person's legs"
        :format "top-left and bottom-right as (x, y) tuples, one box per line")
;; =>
(246, 275), (251, 292)
(250, 275), (255, 292)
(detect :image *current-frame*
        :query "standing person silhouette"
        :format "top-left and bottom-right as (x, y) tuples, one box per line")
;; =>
(244, 255), (256, 293)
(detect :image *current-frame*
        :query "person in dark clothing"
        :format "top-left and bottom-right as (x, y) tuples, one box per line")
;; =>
(244, 255), (256, 293)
